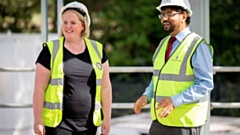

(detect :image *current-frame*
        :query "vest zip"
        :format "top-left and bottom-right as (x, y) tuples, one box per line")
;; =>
(153, 35), (181, 119)
(153, 62), (167, 121)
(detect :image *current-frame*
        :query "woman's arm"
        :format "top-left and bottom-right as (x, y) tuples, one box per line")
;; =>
(33, 63), (51, 135)
(100, 60), (112, 135)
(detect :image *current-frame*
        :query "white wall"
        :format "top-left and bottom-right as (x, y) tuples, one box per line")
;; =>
(0, 33), (58, 135)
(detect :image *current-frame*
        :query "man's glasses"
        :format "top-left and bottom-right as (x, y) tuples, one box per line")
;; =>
(158, 12), (181, 19)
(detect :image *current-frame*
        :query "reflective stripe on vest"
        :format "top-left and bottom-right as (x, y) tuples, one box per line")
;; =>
(85, 38), (103, 126)
(152, 35), (201, 81)
(150, 32), (213, 127)
(42, 37), (103, 127)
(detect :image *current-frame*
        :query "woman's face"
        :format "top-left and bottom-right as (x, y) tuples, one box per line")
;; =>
(61, 10), (84, 40)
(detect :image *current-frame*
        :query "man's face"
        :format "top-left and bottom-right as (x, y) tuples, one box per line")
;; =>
(160, 7), (186, 34)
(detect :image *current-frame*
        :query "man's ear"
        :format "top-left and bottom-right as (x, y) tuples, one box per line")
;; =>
(182, 11), (188, 21)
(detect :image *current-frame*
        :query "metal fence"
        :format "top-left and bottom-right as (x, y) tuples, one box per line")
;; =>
(1, 66), (240, 109)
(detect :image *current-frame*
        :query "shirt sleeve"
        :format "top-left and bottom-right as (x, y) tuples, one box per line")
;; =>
(102, 48), (108, 64)
(35, 45), (51, 70)
(36, 44), (108, 69)
(142, 76), (154, 104)
(171, 42), (214, 107)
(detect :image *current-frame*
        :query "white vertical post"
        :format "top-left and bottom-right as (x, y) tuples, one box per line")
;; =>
(57, 0), (64, 36)
(41, 0), (48, 42)
(190, 0), (210, 42)
(190, 0), (210, 135)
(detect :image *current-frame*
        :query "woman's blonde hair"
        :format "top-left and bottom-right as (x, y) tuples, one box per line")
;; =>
(60, 10), (90, 38)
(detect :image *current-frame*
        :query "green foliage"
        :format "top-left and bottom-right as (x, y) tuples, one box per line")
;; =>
(89, 0), (165, 66)
(210, 0), (240, 66)
(0, 0), (41, 32)
(1, 0), (240, 67)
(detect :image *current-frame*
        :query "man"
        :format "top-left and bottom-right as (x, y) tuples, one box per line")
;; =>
(133, 0), (214, 135)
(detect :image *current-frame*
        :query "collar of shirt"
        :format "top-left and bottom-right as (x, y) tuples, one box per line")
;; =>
(170, 27), (192, 54)
(175, 26), (192, 42)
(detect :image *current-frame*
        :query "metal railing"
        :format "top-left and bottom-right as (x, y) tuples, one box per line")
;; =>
(1, 66), (240, 109)
(1, 66), (240, 73)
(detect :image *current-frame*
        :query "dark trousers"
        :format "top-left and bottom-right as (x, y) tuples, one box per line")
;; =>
(45, 126), (97, 135)
(149, 120), (202, 135)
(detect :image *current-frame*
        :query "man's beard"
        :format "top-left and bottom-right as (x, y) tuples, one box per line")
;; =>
(162, 22), (174, 33)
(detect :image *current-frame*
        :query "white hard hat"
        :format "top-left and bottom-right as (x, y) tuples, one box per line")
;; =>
(156, 0), (193, 17)
(60, 1), (91, 27)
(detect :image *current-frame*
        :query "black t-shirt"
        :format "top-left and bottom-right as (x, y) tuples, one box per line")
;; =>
(36, 40), (107, 131)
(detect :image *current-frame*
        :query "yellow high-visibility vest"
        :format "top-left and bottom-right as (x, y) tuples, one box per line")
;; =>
(42, 37), (103, 127)
(150, 32), (213, 127)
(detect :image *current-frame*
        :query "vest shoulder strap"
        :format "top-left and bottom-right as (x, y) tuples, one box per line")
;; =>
(85, 38), (103, 60)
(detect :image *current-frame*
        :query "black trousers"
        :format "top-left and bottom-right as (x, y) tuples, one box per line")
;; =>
(45, 126), (97, 135)
(149, 120), (202, 135)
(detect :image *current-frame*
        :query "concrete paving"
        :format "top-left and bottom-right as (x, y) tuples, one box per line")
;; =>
(210, 116), (240, 135)
(106, 113), (240, 135)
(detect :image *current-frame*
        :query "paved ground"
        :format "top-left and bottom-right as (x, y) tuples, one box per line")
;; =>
(210, 116), (240, 135)
(104, 113), (240, 135)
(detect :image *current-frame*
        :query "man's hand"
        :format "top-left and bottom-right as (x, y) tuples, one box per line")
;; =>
(156, 97), (174, 118)
(133, 95), (148, 114)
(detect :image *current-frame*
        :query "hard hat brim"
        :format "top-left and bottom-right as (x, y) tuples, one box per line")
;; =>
(156, 4), (192, 17)
(60, 2), (91, 27)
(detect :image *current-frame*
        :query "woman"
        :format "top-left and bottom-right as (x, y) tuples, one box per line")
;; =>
(33, 2), (112, 135)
